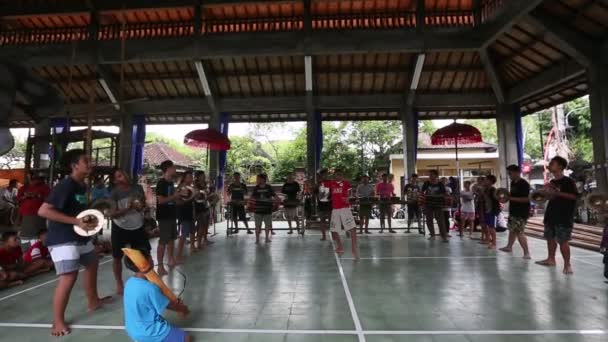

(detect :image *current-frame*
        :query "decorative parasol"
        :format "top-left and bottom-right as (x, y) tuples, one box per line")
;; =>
(431, 122), (483, 190)
(184, 128), (231, 151)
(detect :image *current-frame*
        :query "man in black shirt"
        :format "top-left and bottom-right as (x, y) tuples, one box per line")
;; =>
(536, 156), (578, 275)
(155, 160), (184, 276)
(282, 173), (301, 235)
(251, 174), (276, 244)
(404, 174), (422, 234)
(176, 171), (195, 264)
(227, 172), (252, 234)
(499, 165), (531, 259)
(38, 149), (110, 336)
(422, 170), (449, 242)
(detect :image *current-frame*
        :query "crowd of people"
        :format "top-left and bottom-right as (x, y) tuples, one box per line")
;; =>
(0, 146), (601, 341)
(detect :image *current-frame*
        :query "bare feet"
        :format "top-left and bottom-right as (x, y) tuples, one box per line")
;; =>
(427, 236), (436, 241)
(335, 248), (344, 254)
(488, 244), (496, 250)
(563, 265), (574, 275)
(499, 247), (512, 253)
(174, 258), (184, 265)
(265, 238), (271, 243)
(88, 295), (113, 312)
(523, 254), (532, 260)
(51, 322), (71, 337)
(157, 267), (168, 276)
(320, 236), (327, 241)
(535, 259), (557, 267)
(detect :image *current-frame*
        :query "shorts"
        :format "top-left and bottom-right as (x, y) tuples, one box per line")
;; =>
(196, 210), (210, 227)
(330, 208), (356, 233)
(163, 326), (187, 342)
(20, 215), (46, 239)
(318, 201), (331, 219)
(544, 223), (573, 243)
(111, 224), (151, 258)
(231, 205), (247, 221)
(407, 204), (420, 219)
(359, 204), (372, 217)
(484, 213), (497, 229)
(49, 241), (97, 275)
(379, 203), (393, 219)
(507, 216), (528, 234)
(284, 207), (298, 220)
(179, 220), (195, 237)
(461, 211), (475, 221)
(254, 213), (272, 228)
(158, 219), (178, 244)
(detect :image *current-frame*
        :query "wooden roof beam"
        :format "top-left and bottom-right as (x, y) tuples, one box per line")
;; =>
(479, 47), (504, 104)
(523, 12), (595, 68)
(479, 0), (544, 49)
(506, 59), (585, 104)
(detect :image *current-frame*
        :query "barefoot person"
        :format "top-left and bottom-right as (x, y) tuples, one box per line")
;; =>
(155, 160), (182, 276)
(460, 181), (475, 238)
(356, 174), (374, 234)
(38, 149), (111, 336)
(376, 173), (396, 233)
(535, 156), (578, 275)
(327, 169), (359, 259)
(123, 249), (191, 342)
(282, 173), (301, 235)
(17, 172), (50, 244)
(404, 174), (422, 234)
(483, 175), (500, 249)
(109, 168), (150, 295)
(422, 170), (449, 242)
(251, 174), (276, 244)
(176, 172), (196, 263)
(499, 165), (531, 259)
(316, 169), (332, 241)
(194, 171), (212, 248)
(227, 172), (252, 234)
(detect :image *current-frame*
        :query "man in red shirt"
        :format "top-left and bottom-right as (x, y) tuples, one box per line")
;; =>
(17, 172), (51, 242)
(327, 169), (359, 259)
(376, 173), (396, 233)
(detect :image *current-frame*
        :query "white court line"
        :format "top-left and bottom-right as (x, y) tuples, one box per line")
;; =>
(0, 257), (113, 302)
(342, 256), (503, 260)
(0, 323), (605, 336)
(572, 257), (603, 268)
(331, 240), (366, 342)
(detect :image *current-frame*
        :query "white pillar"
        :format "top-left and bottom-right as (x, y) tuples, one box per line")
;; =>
(496, 104), (519, 188)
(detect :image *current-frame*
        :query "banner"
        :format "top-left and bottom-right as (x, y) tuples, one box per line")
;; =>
(132, 115), (146, 177)
(514, 105), (524, 167)
(315, 111), (323, 171)
(217, 112), (230, 190)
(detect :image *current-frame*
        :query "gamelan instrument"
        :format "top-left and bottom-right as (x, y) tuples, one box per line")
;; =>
(349, 197), (379, 205)
(282, 198), (301, 207)
(228, 199), (247, 207)
(495, 188), (510, 203)
(585, 193), (608, 212)
(177, 186), (197, 201)
(73, 209), (105, 236)
(122, 248), (179, 303)
(529, 190), (548, 204)
(378, 196), (402, 205)
(246, 198), (280, 212)
(90, 198), (117, 217)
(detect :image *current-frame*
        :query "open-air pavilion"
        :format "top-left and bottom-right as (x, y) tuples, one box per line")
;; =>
(1, 1), (608, 341)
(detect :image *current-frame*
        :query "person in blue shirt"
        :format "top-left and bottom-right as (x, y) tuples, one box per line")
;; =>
(91, 175), (110, 202)
(123, 249), (190, 342)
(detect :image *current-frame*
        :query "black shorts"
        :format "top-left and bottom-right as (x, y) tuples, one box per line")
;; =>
(158, 219), (178, 244)
(111, 224), (151, 258)
(408, 204), (420, 219)
(231, 204), (247, 221)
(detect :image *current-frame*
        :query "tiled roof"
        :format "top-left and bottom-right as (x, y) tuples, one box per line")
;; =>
(143, 143), (193, 168)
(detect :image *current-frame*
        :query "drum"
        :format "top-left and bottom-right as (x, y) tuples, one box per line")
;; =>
(73, 209), (105, 236)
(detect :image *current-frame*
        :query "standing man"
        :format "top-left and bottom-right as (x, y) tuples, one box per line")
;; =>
(422, 170), (449, 242)
(483, 175), (500, 249)
(37, 149), (111, 336)
(536, 156), (578, 275)
(376, 173), (396, 233)
(404, 174), (423, 234)
(316, 169), (332, 241)
(155, 160), (182, 276)
(327, 169), (359, 259)
(499, 165), (532, 259)
(356, 174), (374, 234)
(251, 174), (276, 244)
(281, 173), (301, 235)
(194, 171), (212, 248)
(17, 172), (51, 244)
(227, 172), (252, 234)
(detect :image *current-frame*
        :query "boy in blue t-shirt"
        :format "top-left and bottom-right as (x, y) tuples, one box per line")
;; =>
(123, 249), (190, 342)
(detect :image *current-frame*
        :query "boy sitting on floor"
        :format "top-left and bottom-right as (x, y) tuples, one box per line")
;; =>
(0, 231), (51, 279)
(23, 228), (54, 269)
(123, 249), (191, 342)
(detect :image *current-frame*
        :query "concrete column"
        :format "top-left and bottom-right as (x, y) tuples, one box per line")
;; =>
(588, 63), (608, 192)
(33, 118), (50, 169)
(401, 106), (417, 189)
(305, 92), (318, 180)
(208, 112), (220, 182)
(496, 103), (519, 188)
(118, 113), (134, 172)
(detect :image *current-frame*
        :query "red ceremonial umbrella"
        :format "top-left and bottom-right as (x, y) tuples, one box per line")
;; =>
(431, 122), (483, 188)
(184, 128), (231, 151)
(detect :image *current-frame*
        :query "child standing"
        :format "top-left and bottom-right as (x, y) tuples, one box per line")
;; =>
(37, 149), (111, 336)
(123, 249), (191, 342)
(156, 160), (183, 276)
(460, 181), (476, 237)
(251, 174), (276, 244)
(176, 172), (195, 262)
(327, 169), (359, 259)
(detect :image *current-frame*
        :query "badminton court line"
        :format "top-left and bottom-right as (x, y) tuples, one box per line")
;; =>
(0, 323), (605, 336)
(342, 256), (503, 260)
(331, 240), (366, 342)
(0, 257), (113, 303)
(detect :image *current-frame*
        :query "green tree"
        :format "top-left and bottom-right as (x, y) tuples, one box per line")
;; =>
(419, 120), (436, 136)
(462, 119), (497, 144)
(346, 121), (401, 174)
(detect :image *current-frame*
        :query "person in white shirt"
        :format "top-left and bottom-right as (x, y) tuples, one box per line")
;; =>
(460, 181), (476, 237)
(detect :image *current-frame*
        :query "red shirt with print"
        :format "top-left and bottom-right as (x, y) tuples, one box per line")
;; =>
(328, 180), (351, 210)
(17, 183), (51, 216)
(0, 247), (23, 267)
(23, 241), (50, 263)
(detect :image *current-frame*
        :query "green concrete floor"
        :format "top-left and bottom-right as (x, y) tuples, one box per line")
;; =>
(0, 221), (606, 342)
